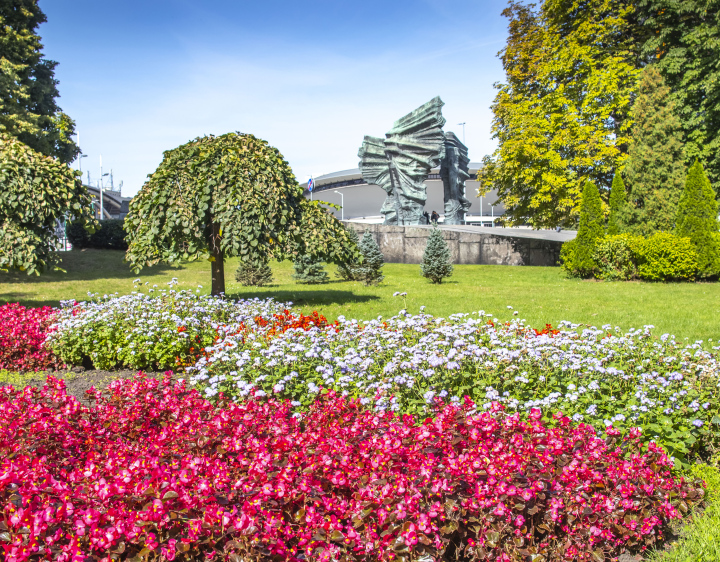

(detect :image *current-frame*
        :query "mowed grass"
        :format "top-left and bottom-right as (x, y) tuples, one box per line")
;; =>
(1, 249), (719, 341)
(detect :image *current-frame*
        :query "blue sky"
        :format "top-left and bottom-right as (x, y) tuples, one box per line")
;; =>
(41, 0), (510, 196)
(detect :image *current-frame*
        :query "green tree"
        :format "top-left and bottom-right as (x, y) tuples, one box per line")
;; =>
(607, 172), (627, 235)
(235, 259), (273, 287)
(479, 0), (639, 228)
(0, 0), (78, 163)
(621, 66), (686, 236)
(0, 133), (96, 274)
(292, 254), (329, 284)
(675, 160), (720, 278)
(639, 0), (720, 191)
(355, 231), (384, 286)
(420, 228), (454, 284)
(336, 225), (361, 281)
(124, 133), (359, 295)
(562, 181), (604, 277)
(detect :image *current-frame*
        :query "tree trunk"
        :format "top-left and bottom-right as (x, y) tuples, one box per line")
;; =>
(210, 220), (225, 296)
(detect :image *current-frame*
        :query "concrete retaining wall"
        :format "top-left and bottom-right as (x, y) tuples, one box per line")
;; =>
(348, 223), (564, 266)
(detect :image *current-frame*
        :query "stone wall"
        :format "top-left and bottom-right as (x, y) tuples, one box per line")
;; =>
(348, 224), (563, 266)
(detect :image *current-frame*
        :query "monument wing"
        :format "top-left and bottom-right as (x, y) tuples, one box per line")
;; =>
(357, 135), (392, 194)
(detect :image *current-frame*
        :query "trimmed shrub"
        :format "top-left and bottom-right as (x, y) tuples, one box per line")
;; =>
(292, 254), (329, 284)
(67, 218), (128, 250)
(636, 232), (699, 281)
(675, 160), (720, 278)
(592, 234), (643, 280)
(336, 225), (361, 281)
(235, 260), (273, 286)
(0, 374), (703, 562)
(355, 231), (384, 285)
(421, 227), (453, 283)
(561, 181), (604, 277)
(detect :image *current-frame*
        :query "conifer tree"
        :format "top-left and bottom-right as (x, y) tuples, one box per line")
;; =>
(355, 231), (384, 286)
(336, 225), (361, 281)
(607, 172), (627, 235)
(235, 260), (273, 286)
(675, 160), (720, 278)
(292, 255), (329, 284)
(571, 180), (604, 277)
(622, 66), (686, 236)
(0, 0), (78, 162)
(421, 228), (453, 284)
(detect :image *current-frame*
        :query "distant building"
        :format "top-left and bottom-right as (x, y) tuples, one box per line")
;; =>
(85, 185), (132, 220)
(301, 163), (505, 225)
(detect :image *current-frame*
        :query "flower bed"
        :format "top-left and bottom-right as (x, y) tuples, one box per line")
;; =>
(189, 309), (720, 465)
(46, 285), (291, 371)
(0, 303), (63, 372)
(0, 375), (703, 562)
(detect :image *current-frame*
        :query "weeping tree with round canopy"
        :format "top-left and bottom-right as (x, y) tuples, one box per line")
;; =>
(124, 133), (359, 295)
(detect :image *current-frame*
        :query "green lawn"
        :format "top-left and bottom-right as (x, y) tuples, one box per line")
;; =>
(1, 249), (719, 341)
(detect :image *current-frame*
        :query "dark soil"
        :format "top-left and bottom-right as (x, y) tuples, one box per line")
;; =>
(2, 368), (180, 404)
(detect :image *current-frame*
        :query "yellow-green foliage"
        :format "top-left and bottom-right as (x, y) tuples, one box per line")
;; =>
(636, 233), (698, 282)
(479, 0), (638, 227)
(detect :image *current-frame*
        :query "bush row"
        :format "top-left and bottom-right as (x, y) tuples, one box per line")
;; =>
(0, 374), (703, 562)
(67, 218), (128, 250)
(562, 232), (706, 281)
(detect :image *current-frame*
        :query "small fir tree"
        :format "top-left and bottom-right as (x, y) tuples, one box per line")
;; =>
(675, 160), (720, 278)
(572, 180), (605, 276)
(421, 228), (454, 283)
(355, 231), (385, 286)
(292, 255), (329, 284)
(235, 260), (273, 286)
(607, 172), (627, 235)
(336, 226), (361, 281)
(622, 66), (686, 235)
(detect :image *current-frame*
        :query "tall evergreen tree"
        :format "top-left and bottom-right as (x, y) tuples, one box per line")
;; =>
(675, 160), (720, 278)
(572, 181), (605, 276)
(0, 0), (78, 162)
(607, 172), (627, 235)
(421, 228), (454, 284)
(480, 0), (639, 228)
(639, 0), (720, 192)
(355, 231), (384, 286)
(621, 66), (686, 236)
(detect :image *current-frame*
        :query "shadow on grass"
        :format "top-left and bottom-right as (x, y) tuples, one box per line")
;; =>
(227, 289), (381, 307)
(0, 249), (180, 284)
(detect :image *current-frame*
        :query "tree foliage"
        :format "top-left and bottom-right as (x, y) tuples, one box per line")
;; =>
(235, 259), (274, 287)
(607, 173), (626, 235)
(0, 133), (96, 274)
(621, 66), (686, 236)
(354, 231), (384, 286)
(479, 0), (639, 228)
(675, 160), (720, 278)
(292, 255), (329, 285)
(0, 0), (78, 163)
(421, 228), (454, 284)
(124, 133), (359, 295)
(639, 0), (720, 190)
(336, 225), (361, 281)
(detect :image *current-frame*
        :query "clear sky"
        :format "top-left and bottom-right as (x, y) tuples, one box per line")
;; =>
(40, 0), (510, 197)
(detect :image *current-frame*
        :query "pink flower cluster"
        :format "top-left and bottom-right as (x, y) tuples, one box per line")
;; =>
(0, 375), (702, 562)
(0, 303), (63, 371)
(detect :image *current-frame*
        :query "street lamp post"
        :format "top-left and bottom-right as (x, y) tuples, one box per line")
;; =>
(457, 122), (466, 144)
(334, 190), (344, 221)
